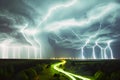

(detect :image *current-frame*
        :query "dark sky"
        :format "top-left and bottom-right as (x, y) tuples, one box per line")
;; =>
(0, 0), (120, 59)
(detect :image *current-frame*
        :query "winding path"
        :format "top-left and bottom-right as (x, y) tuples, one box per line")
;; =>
(52, 60), (91, 80)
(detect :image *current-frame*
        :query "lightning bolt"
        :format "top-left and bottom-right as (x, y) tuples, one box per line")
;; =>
(95, 39), (114, 59)
(38, 0), (77, 25)
(32, 0), (77, 58)
(0, 0), (77, 59)
(20, 24), (41, 59)
(0, 0), (118, 59)
(75, 22), (101, 59)
(2, 46), (8, 58)
(44, 2), (119, 32)
(46, 2), (119, 59)
(107, 40), (114, 59)
(49, 10), (116, 59)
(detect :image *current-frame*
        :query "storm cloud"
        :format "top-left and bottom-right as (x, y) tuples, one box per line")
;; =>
(0, 0), (120, 58)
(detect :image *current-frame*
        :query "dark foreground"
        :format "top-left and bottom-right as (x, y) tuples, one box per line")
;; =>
(0, 59), (120, 80)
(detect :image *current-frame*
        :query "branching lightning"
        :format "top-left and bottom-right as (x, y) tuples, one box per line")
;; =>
(95, 39), (114, 59)
(49, 18), (115, 59)
(41, 1), (118, 59)
(0, 0), (77, 59)
(0, 0), (119, 59)
(44, 2), (119, 32)
(31, 0), (77, 59)
(38, 0), (77, 25)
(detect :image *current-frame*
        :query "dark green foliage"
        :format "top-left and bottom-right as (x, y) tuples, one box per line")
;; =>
(53, 73), (60, 80)
(0, 65), (14, 80)
(94, 71), (106, 80)
(25, 68), (37, 80)
(34, 64), (43, 74)
(0, 60), (120, 80)
(111, 72), (120, 80)
(15, 71), (29, 80)
(46, 64), (51, 68)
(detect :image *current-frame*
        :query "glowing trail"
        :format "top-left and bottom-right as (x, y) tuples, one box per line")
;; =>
(53, 60), (76, 80)
(52, 60), (91, 80)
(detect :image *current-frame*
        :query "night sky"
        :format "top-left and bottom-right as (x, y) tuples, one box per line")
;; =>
(0, 0), (120, 59)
